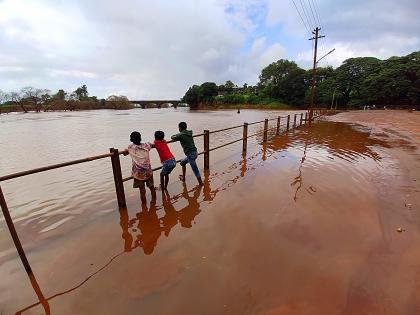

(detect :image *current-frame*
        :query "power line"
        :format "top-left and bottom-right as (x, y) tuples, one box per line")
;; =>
(310, 0), (322, 27)
(299, 0), (315, 30)
(307, 0), (319, 28)
(311, 0), (324, 30)
(291, 0), (311, 36)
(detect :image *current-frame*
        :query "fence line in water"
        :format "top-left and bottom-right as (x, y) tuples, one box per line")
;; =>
(0, 108), (332, 273)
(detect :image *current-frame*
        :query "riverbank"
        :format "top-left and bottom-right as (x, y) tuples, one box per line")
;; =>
(0, 102), (295, 113)
(198, 102), (293, 110)
(1, 110), (419, 314)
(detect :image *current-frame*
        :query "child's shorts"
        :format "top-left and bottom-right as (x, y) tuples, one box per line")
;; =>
(161, 157), (176, 176)
(133, 175), (154, 188)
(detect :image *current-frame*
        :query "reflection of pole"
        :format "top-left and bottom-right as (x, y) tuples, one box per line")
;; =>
(119, 207), (133, 252)
(262, 143), (267, 161)
(23, 272), (51, 315)
(0, 185), (32, 273)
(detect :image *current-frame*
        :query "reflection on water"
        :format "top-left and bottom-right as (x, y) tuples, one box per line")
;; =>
(266, 121), (391, 162)
(120, 182), (209, 255)
(1, 109), (304, 244)
(116, 120), (402, 257)
(9, 117), (417, 314)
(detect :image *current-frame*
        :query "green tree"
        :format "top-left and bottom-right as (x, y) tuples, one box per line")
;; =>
(74, 85), (89, 101)
(334, 57), (381, 106)
(259, 59), (307, 106)
(182, 85), (201, 107)
(224, 80), (235, 92)
(55, 89), (67, 101)
(199, 82), (218, 102)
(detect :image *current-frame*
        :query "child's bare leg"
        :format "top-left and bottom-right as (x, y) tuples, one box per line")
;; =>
(160, 174), (165, 190)
(179, 165), (186, 182)
(149, 185), (156, 201)
(164, 174), (169, 189)
(139, 184), (147, 204)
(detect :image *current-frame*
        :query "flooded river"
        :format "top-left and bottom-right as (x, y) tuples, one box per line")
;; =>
(0, 109), (419, 314)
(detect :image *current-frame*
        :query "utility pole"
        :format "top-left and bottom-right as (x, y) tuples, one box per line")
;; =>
(308, 27), (325, 125)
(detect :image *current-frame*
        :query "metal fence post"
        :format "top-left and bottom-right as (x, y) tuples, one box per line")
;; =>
(287, 115), (290, 131)
(204, 130), (210, 170)
(305, 112), (308, 124)
(276, 116), (281, 135)
(110, 148), (126, 207)
(0, 185), (32, 273)
(300, 113), (303, 126)
(242, 123), (248, 155)
(293, 114), (297, 128)
(263, 119), (268, 143)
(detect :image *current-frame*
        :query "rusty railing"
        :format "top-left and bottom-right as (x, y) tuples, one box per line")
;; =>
(0, 109), (331, 272)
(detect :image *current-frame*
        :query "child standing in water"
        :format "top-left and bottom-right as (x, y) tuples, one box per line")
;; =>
(154, 130), (176, 190)
(171, 122), (203, 185)
(124, 131), (156, 204)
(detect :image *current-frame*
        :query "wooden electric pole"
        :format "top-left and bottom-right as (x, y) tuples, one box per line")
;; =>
(308, 27), (325, 125)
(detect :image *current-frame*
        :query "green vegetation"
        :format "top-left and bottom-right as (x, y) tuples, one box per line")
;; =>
(182, 51), (420, 109)
(0, 85), (133, 113)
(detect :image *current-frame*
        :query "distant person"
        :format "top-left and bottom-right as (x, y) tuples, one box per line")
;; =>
(154, 130), (176, 190)
(171, 122), (203, 185)
(124, 131), (156, 204)
(237, 108), (240, 114)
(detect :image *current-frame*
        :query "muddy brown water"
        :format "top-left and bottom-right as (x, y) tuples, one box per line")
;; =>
(1, 109), (419, 314)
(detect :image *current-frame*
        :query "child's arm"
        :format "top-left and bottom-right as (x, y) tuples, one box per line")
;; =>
(171, 133), (181, 141)
(122, 149), (129, 156)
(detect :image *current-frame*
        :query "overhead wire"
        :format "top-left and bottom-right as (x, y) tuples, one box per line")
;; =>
(311, 0), (324, 30)
(311, 0), (329, 67)
(291, 0), (312, 36)
(307, 0), (319, 29)
(305, 0), (323, 64)
(310, 0), (321, 27)
(299, 0), (315, 31)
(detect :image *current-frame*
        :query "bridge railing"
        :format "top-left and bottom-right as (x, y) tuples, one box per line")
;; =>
(0, 108), (332, 273)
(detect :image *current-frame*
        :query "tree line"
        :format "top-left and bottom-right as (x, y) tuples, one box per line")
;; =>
(182, 51), (420, 109)
(0, 85), (132, 113)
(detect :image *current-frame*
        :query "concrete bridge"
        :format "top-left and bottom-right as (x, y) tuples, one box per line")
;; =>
(129, 100), (184, 109)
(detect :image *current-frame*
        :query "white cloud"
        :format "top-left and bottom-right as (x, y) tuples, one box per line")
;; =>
(0, 0), (418, 98)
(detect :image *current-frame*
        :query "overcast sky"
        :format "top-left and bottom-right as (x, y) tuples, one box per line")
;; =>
(0, 0), (419, 99)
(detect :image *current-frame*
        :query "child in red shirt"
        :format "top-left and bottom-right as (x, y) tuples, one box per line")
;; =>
(154, 131), (176, 190)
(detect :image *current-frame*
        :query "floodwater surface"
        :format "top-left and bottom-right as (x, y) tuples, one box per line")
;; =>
(0, 110), (419, 315)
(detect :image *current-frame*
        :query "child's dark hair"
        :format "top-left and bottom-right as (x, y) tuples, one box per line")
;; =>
(130, 131), (141, 145)
(178, 122), (187, 130)
(154, 130), (165, 140)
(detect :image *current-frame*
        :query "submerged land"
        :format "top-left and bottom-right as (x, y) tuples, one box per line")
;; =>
(0, 109), (419, 314)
